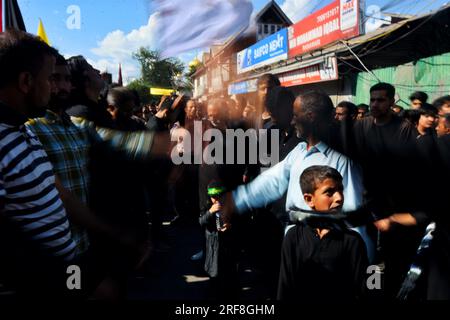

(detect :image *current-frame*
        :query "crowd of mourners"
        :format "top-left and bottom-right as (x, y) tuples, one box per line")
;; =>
(0, 30), (449, 301)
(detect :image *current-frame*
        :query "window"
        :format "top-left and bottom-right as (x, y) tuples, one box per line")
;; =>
(271, 25), (275, 33)
(264, 24), (268, 34)
(258, 24), (262, 34)
(277, 25), (282, 31)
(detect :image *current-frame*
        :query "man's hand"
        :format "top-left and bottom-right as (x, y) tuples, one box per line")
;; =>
(210, 202), (222, 214)
(374, 213), (417, 232)
(374, 218), (392, 232)
(155, 108), (169, 119)
(171, 95), (184, 111)
(390, 213), (417, 227)
(158, 95), (169, 110)
(219, 223), (231, 232)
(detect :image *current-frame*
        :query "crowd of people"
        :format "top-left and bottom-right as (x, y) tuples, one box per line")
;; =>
(0, 29), (449, 301)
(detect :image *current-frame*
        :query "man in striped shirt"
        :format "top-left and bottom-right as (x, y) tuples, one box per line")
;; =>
(0, 31), (76, 296)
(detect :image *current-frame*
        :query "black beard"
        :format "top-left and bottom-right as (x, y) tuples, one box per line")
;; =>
(26, 105), (47, 118)
(24, 96), (47, 118)
(49, 94), (70, 112)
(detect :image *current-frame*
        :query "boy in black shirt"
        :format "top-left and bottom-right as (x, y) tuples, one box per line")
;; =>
(278, 166), (368, 301)
(199, 180), (239, 299)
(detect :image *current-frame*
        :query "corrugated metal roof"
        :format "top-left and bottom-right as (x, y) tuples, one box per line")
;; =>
(355, 52), (450, 107)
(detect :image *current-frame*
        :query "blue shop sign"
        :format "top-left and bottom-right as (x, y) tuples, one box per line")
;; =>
(237, 28), (288, 74)
(228, 78), (258, 95)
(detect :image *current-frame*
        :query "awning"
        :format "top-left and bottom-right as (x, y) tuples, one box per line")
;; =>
(228, 78), (259, 95)
(228, 53), (337, 92)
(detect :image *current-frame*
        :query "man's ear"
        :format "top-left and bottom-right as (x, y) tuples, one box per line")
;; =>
(304, 110), (315, 121)
(303, 193), (314, 209)
(390, 98), (396, 108)
(18, 72), (34, 94)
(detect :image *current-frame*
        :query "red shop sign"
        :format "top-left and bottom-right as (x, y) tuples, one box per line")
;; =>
(288, 0), (360, 58)
(279, 57), (339, 87)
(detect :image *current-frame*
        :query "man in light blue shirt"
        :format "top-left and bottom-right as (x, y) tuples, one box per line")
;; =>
(227, 91), (374, 262)
(233, 140), (363, 215)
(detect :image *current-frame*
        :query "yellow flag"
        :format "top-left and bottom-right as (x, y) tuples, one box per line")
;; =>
(150, 88), (174, 96)
(37, 19), (50, 45)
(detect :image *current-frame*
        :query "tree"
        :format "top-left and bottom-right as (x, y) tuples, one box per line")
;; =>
(127, 79), (154, 105)
(129, 47), (187, 104)
(132, 47), (185, 89)
(183, 59), (204, 92)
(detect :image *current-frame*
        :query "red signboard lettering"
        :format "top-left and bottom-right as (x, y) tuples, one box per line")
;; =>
(288, 0), (360, 58)
(278, 57), (339, 87)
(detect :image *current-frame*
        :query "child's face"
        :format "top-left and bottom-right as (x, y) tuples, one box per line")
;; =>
(210, 196), (220, 205)
(304, 178), (344, 212)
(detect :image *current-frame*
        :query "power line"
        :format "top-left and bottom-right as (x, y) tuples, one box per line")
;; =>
(354, 0), (439, 56)
(361, 0), (419, 25)
(339, 40), (381, 82)
(363, 14), (393, 24)
(308, 0), (326, 16)
(337, 56), (366, 73)
(357, 0), (441, 57)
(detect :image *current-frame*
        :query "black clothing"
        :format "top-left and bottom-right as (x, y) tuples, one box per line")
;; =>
(199, 210), (238, 279)
(352, 115), (430, 298)
(67, 101), (149, 282)
(0, 102), (28, 126)
(277, 223), (368, 301)
(113, 114), (147, 132)
(66, 98), (115, 129)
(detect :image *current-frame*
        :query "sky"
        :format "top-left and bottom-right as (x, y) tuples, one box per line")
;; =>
(16, 0), (450, 84)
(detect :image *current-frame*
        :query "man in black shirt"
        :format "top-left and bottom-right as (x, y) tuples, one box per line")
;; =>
(352, 83), (430, 299)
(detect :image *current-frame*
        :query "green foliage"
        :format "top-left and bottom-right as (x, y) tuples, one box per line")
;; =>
(130, 47), (189, 103)
(127, 79), (154, 105)
(183, 61), (204, 92)
(187, 61), (203, 78)
(132, 47), (185, 88)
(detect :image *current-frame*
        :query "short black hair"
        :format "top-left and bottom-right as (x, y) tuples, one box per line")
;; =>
(370, 82), (395, 99)
(336, 101), (357, 117)
(266, 86), (295, 120)
(404, 109), (421, 124)
(0, 30), (58, 88)
(432, 95), (450, 110)
(409, 91), (428, 103)
(55, 52), (67, 66)
(67, 55), (91, 100)
(300, 165), (343, 194)
(296, 90), (334, 118)
(357, 103), (369, 111)
(418, 103), (438, 117)
(107, 87), (135, 110)
(257, 73), (280, 88)
(67, 55), (101, 106)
